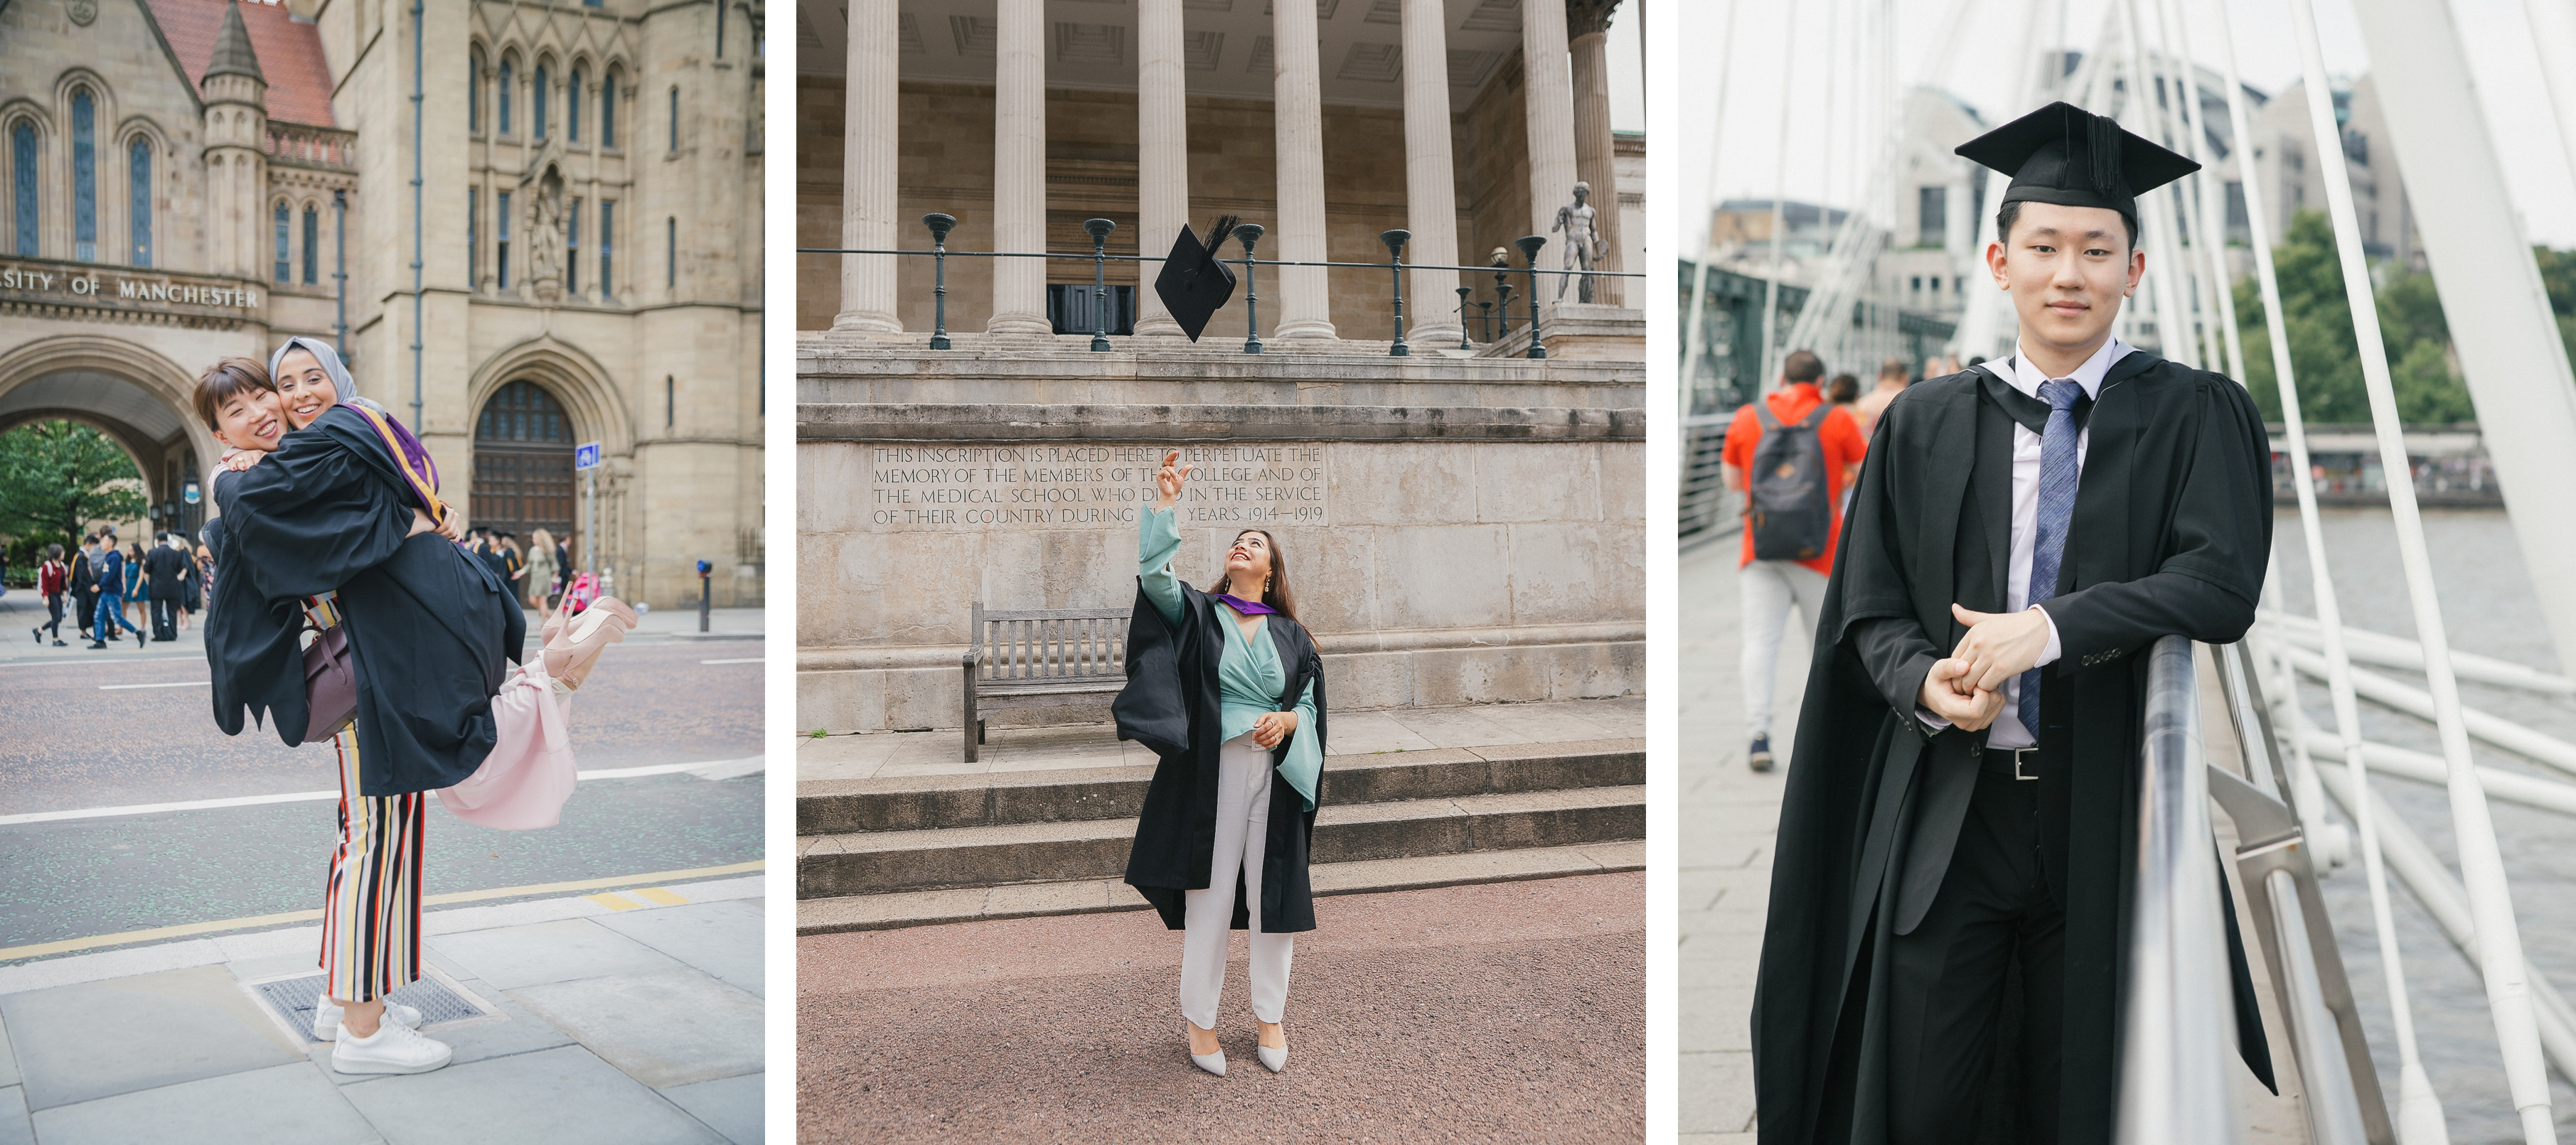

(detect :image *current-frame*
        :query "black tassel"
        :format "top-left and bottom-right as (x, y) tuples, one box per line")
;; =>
(1204, 215), (1239, 254)
(2087, 112), (2122, 195)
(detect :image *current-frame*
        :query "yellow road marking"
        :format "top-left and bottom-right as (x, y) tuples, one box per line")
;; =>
(0, 860), (764, 962)
(633, 887), (691, 906)
(586, 893), (644, 911)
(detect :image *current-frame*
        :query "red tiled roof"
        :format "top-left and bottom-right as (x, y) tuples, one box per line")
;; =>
(145, 0), (338, 127)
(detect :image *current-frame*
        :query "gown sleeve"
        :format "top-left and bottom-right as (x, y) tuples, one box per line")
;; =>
(2041, 376), (2272, 665)
(1139, 505), (1185, 626)
(1281, 677), (1322, 810)
(215, 432), (414, 603)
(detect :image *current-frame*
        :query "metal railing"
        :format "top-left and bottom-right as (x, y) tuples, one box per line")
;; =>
(1678, 413), (1740, 544)
(2119, 636), (2389, 1144)
(801, 213), (1642, 358)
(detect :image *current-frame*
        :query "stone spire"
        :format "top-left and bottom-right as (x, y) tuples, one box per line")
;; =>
(205, 0), (265, 84)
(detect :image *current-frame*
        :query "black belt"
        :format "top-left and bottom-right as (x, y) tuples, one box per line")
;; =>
(1980, 746), (2043, 781)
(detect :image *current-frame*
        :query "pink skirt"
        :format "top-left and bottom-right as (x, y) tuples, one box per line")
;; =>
(435, 660), (577, 829)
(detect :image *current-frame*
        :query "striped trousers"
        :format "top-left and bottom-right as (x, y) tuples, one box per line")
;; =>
(319, 717), (425, 1002)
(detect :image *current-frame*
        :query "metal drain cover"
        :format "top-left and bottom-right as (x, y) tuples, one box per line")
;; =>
(253, 973), (491, 1043)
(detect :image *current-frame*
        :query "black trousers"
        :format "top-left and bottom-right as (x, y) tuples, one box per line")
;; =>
(1886, 766), (2065, 1145)
(151, 597), (178, 640)
(41, 593), (64, 639)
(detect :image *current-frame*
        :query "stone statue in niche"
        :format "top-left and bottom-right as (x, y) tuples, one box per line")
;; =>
(1552, 182), (1606, 303)
(526, 166), (566, 303)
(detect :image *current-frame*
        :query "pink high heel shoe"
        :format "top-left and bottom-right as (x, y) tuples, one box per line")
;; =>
(544, 596), (638, 691)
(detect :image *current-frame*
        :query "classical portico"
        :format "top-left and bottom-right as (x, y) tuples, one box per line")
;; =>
(799, 0), (1640, 346)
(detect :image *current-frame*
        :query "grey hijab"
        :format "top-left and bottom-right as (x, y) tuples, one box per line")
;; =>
(268, 337), (387, 414)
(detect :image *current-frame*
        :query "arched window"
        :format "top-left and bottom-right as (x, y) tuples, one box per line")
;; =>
(13, 122), (39, 256)
(302, 203), (319, 284)
(470, 49), (483, 132)
(534, 65), (550, 139)
(129, 137), (151, 267)
(72, 90), (97, 261)
(569, 68), (584, 142)
(601, 69), (619, 147)
(668, 86), (679, 153)
(499, 58), (515, 134)
(471, 380), (577, 544)
(598, 200), (614, 298)
(274, 201), (290, 281)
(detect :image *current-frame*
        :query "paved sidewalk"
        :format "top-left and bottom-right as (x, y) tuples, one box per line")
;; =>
(0, 595), (762, 665)
(0, 876), (765, 1145)
(798, 696), (1645, 783)
(798, 871), (1643, 1144)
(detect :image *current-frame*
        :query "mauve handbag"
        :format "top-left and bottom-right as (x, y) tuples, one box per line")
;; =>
(302, 618), (358, 743)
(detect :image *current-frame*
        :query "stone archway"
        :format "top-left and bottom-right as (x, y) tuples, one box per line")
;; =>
(469, 377), (577, 551)
(0, 335), (222, 542)
(463, 336), (633, 574)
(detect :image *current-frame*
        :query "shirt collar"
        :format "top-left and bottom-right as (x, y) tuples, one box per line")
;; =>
(2006, 335), (2132, 402)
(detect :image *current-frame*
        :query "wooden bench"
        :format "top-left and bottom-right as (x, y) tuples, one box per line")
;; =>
(961, 603), (1130, 762)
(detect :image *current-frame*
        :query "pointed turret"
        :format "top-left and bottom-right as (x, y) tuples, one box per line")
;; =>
(205, 0), (266, 84)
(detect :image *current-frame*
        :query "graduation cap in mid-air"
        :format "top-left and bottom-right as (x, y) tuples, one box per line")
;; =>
(1954, 100), (2200, 226)
(1152, 217), (1240, 341)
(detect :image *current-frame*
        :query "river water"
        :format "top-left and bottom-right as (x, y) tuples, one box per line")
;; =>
(2267, 507), (2576, 1142)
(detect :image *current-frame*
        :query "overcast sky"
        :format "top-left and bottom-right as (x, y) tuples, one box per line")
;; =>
(1675, 0), (2576, 248)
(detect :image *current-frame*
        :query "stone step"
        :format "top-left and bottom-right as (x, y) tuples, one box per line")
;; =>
(796, 840), (1646, 935)
(797, 783), (1645, 899)
(796, 737), (1644, 836)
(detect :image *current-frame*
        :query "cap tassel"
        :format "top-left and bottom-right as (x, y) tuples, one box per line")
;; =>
(1203, 215), (1239, 256)
(2087, 113), (2123, 195)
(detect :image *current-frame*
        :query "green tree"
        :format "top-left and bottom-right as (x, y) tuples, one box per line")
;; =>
(2534, 244), (2576, 370)
(0, 420), (149, 568)
(2232, 209), (2476, 425)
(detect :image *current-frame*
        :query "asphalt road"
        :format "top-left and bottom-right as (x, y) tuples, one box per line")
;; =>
(797, 872), (1645, 1143)
(0, 604), (764, 962)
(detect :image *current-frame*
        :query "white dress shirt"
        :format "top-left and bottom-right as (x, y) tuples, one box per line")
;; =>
(1923, 335), (2132, 748)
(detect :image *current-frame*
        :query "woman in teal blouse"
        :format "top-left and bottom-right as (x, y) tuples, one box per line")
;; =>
(1125, 451), (1324, 1078)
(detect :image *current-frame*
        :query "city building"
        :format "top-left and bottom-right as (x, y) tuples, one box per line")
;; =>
(0, 0), (765, 606)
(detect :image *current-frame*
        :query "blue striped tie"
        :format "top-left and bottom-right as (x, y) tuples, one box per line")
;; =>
(2019, 379), (2084, 741)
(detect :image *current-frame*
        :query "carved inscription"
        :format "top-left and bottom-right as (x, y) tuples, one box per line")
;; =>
(867, 444), (1327, 530)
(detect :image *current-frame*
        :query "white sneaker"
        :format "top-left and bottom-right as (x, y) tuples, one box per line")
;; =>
(312, 996), (424, 1041)
(328, 1018), (453, 1075)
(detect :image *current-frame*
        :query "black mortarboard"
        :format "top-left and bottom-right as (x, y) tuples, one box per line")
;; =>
(1954, 100), (2199, 224)
(1152, 217), (1239, 342)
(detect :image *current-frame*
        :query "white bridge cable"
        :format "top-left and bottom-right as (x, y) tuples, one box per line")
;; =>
(2279, 0), (2558, 1135)
(1758, 1), (1798, 385)
(2261, 613), (2576, 698)
(2275, 645), (2576, 780)
(1681, 0), (1738, 405)
(2115, 0), (2198, 370)
(2194, 0), (2446, 1134)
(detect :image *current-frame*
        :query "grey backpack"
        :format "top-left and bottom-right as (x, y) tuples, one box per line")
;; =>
(1747, 400), (1832, 561)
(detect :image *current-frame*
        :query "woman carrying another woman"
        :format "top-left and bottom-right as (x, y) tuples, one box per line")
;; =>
(1116, 451), (1328, 1077)
(198, 345), (631, 1077)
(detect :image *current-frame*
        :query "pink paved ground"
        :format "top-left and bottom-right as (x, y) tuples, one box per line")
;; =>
(798, 871), (1645, 1143)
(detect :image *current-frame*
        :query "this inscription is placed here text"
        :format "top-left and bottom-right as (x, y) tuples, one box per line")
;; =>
(867, 445), (1327, 529)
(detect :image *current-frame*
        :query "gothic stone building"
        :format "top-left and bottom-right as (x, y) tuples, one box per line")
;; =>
(0, 0), (765, 607)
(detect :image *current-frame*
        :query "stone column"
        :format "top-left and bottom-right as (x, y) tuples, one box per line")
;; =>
(1521, 0), (1580, 290)
(1401, 0), (1465, 345)
(1133, 0), (1190, 337)
(833, 0), (901, 333)
(1271, 0), (1336, 340)
(988, 0), (1051, 334)
(1565, 0), (1621, 305)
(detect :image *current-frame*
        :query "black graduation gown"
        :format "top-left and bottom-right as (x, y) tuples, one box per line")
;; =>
(145, 545), (189, 602)
(1115, 579), (1330, 934)
(203, 404), (525, 797)
(1748, 352), (2276, 1144)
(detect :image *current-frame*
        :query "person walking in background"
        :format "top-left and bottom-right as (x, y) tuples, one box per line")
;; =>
(69, 536), (98, 641)
(195, 542), (216, 622)
(1853, 356), (1913, 438)
(178, 534), (203, 631)
(1826, 372), (1861, 411)
(89, 538), (144, 649)
(525, 528), (560, 620)
(1721, 349), (1867, 770)
(33, 544), (69, 646)
(146, 532), (191, 642)
(500, 533), (526, 606)
(122, 540), (148, 630)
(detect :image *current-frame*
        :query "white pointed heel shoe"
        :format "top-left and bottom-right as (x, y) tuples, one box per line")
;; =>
(1256, 1023), (1287, 1073)
(545, 596), (636, 691)
(1185, 1022), (1226, 1077)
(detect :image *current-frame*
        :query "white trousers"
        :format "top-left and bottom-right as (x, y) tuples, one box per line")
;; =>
(1739, 559), (1830, 742)
(1180, 733), (1295, 1029)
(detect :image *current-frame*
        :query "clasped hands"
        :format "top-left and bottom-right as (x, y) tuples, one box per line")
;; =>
(1251, 710), (1298, 748)
(1916, 603), (2054, 733)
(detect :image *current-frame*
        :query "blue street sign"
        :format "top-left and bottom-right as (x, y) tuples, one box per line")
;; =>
(574, 441), (602, 471)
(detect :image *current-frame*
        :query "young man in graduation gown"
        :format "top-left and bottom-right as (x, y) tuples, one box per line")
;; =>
(1748, 102), (2277, 1144)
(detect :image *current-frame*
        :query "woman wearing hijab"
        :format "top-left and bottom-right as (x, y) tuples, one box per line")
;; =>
(1114, 451), (1327, 1077)
(200, 348), (632, 1077)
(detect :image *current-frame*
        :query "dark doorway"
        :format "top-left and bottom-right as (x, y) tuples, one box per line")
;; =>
(470, 380), (577, 546)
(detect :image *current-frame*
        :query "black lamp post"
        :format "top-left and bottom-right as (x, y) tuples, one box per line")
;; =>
(1084, 218), (1116, 353)
(1454, 286), (1474, 349)
(1515, 235), (1548, 360)
(922, 213), (956, 350)
(1491, 247), (1516, 338)
(1379, 229), (1410, 358)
